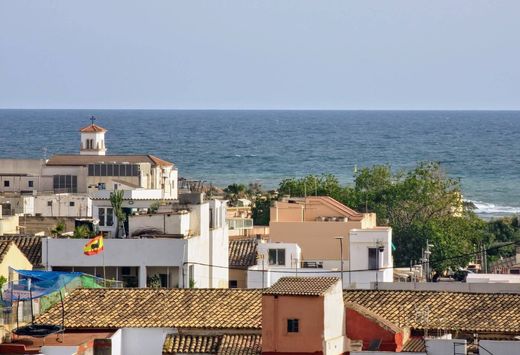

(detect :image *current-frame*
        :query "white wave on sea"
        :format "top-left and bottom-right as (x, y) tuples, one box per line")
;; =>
(468, 200), (520, 216)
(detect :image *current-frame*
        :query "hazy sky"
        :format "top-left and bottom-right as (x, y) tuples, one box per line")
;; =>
(1, 1), (519, 109)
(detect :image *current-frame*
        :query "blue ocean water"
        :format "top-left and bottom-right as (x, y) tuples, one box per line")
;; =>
(0, 110), (519, 217)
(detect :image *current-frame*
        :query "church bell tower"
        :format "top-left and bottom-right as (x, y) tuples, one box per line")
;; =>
(80, 116), (107, 156)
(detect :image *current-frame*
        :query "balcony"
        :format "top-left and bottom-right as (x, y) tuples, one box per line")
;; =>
(227, 218), (253, 231)
(90, 189), (163, 200)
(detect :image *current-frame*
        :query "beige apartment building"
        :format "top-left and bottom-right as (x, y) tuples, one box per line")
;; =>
(269, 196), (392, 285)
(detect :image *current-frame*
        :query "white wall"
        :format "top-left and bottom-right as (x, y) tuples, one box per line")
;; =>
(426, 339), (466, 355)
(466, 273), (520, 283)
(209, 224), (229, 288)
(349, 228), (393, 285)
(129, 212), (190, 236)
(323, 281), (347, 355)
(479, 340), (520, 355)
(34, 194), (92, 217)
(351, 339), (465, 355)
(40, 346), (78, 355)
(373, 281), (520, 294)
(257, 242), (301, 268)
(44, 238), (186, 287)
(121, 328), (176, 355)
(110, 328), (123, 355)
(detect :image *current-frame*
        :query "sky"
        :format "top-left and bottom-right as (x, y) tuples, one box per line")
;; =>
(0, 0), (519, 110)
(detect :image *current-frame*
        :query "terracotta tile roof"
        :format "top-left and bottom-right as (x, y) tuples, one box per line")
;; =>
(80, 124), (107, 133)
(306, 196), (364, 221)
(0, 241), (13, 264)
(264, 277), (340, 296)
(229, 239), (258, 269)
(0, 235), (43, 267)
(46, 154), (174, 167)
(344, 290), (520, 333)
(148, 155), (174, 167)
(163, 334), (221, 354)
(162, 334), (261, 355)
(218, 334), (261, 355)
(401, 337), (425, 352)
(345, 302), (401, 333)
(36, 288), (262, 329)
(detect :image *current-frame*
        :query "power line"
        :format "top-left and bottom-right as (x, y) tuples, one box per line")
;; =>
(184, 240), (520, 274)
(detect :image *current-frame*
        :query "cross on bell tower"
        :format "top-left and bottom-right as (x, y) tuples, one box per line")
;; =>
(79, 116), (107, 156)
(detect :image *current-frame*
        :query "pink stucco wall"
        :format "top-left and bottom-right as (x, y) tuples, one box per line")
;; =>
(262, 295), (325, 353)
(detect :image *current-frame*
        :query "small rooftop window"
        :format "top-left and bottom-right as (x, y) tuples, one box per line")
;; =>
(287, 319), (299, 333)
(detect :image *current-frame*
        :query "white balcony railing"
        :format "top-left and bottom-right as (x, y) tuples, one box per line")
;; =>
(227, 218), (254, 230)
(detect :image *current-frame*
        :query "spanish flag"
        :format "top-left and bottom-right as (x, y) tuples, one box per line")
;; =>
(84, 234), (104, 256)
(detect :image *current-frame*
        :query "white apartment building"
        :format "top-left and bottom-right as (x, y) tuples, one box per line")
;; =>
(247, 227), (393, 289)
(43, 194), (229, 289)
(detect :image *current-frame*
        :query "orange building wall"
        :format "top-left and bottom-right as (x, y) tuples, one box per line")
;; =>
(269, 222), (360, 260)
(346, 308), (403, 352)
(262, 295), (325, 353)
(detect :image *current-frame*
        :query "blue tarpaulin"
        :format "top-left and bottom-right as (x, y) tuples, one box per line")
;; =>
(3, 269), (83, 302)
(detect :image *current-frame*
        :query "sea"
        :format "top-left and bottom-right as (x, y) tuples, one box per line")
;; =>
(0, 109), (519, 219)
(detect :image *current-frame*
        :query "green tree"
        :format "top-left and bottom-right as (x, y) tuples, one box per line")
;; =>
(252, 197), (271, 226)
(278, 162), (485, 272)
(110, 190), (127, 238)
(0, 275), (7, 288)
(224, 183), (247, 206)
(278, 174), (343, 200)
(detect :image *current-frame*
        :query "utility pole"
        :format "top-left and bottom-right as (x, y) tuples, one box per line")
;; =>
(335, 237), (344, 289)
(423, 240), (433, 282)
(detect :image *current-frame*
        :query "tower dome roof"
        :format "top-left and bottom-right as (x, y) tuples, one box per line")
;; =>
(80, 124), (107, 133)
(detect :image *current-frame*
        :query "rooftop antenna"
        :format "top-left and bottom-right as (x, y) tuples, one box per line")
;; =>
(42, 147), (48, 161)
(90, 115), (96, 126)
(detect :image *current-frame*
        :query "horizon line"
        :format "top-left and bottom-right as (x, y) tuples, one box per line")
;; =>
(1, 107), (520, 112)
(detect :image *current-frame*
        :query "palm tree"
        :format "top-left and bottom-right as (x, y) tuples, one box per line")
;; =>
(110, 190), (126, 238)
(224, 183), (247, 206)
(73, 225), (91, 239)
(51, 220), (65, 237)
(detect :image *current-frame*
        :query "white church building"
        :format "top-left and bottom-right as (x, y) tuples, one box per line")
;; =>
(0, 119), (178, 219)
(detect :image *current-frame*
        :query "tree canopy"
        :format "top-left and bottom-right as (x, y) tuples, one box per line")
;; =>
(277, 162), (490, 271)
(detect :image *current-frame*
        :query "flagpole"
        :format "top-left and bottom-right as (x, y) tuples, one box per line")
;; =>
(102, 250), (106, 287)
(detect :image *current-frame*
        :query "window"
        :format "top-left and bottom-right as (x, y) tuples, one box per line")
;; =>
(268, 249), (286, 266)
(86, 139), (94, 149)
(98, 208), (114, 227)
(287, 319), (299, 333)
(3, 180), (9, 187)
(106, 208), (114, 226)
(53, 175), (77, 193)
(209, 208), (214, 229)
(47, 201), (53, 207)
(87, 164), (140, 177)
(69, 202), (75, 207)
(99, 208), (105, 226)
(229, 280), (238, 288)
(368, 248), (380, 270)
(28, 180), (34, 188)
